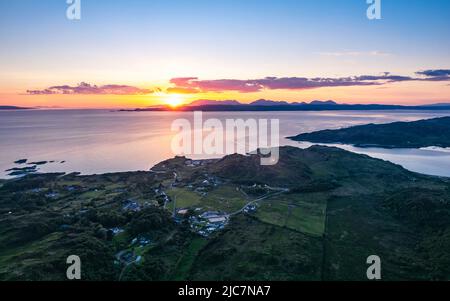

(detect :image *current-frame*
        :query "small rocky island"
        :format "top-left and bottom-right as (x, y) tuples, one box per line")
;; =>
(289, 116), (450, 148)
(4, 159), (64, 177)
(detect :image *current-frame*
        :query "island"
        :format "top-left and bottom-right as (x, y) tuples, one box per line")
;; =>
(289, 116), (450, 148)
(0, 106), (32, 110)
(0, 145), (449, 281)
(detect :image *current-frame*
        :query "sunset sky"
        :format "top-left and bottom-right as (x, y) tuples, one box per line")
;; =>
(1, 0), (450, 108)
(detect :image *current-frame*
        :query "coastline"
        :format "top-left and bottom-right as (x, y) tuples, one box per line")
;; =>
(3, 144), (450, 181)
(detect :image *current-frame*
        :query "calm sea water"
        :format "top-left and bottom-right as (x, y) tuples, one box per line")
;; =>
(1, 109), (450, 178)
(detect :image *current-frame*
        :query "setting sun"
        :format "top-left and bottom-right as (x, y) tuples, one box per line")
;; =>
(165, 94), (184, 108)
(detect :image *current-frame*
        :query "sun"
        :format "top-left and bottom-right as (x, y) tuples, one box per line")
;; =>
(165, 94), (184, 108)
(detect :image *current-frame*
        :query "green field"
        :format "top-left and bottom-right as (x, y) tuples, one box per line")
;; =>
(200, 185), (248, 212)
(167, 185), (248, 213)
(166, 187), (203, 210)
(255, 193), (327, 237)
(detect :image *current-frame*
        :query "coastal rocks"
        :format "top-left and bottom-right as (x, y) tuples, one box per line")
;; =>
(5, 158), (66, 177)
(6, 166), (38, 176)
(28, 161), (48, 166)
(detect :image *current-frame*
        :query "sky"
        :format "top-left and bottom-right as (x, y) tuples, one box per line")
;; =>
(1, 0), (450, 108)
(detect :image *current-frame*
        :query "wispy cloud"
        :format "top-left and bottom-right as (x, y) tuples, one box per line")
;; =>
(167, 69), (450, 94)
(169, 77), (263, 93)
(27, 82), (155, 95)
(318, 51), (392, 57)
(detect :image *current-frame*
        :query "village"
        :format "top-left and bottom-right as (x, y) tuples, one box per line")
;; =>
(11, 156), (287, 271)
(154, 158), (275, 238)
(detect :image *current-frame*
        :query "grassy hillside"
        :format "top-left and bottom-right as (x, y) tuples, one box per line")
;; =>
(0, 146), (449, 280)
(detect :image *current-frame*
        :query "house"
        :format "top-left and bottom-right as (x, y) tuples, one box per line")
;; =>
(177, 209), (189, 215)
(189, 211), (229, 236)
(138, 237), (151, 246)
(208, 216), (228, 224)
(132, 236), (151, 247)
(45, 192), (59, 199)
(200, 211), (220, 219)
(244, 204), (257, 214)
(110, 227), (124, 235)
(122, 199), (141, 212)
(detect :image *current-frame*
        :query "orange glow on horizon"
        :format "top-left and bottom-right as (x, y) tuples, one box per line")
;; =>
(1, 80), (450, 109)
(164, 94), (184, 108)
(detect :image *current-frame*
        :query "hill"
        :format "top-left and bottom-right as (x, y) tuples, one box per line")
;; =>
(0, 146), (449, 280)
(289, 116), (450, 148)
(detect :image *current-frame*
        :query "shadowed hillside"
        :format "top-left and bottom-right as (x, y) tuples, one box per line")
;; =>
(289, 117), (450, 148)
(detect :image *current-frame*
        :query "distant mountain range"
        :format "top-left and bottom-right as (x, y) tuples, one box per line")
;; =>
(187, 99), (339, 107)
(121, 99), (450, 112)
(0, 106), (32, 110)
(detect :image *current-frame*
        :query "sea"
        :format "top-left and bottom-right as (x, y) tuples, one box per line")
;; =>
(1, 109), (450, 178)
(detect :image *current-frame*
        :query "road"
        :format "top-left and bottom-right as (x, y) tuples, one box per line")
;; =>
(227, 189), (288, 217)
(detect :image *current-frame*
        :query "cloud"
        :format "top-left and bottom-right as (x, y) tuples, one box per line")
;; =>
(169, 77), (262, 93)
(318, 51), (391, 57)
(168, 76), (378, 94)
(27, 82), (154, 95)
(416, 69), (450, 77)
(27, 69), (450, 96)
(166, 87), (202, 94)
(415, 69), (450, 81)
(353, 75), (413, 82)
(168, 70), (450, 93)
